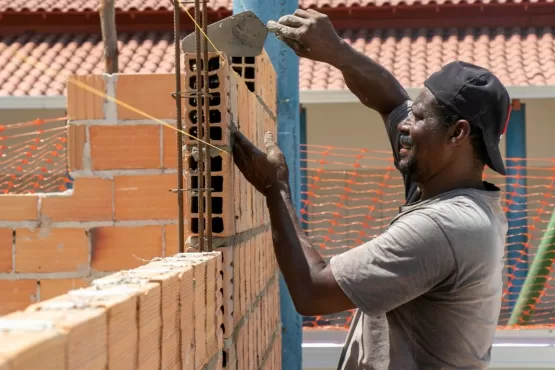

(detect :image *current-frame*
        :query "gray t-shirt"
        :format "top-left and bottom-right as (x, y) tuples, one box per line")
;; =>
(330, 101), (507, 370)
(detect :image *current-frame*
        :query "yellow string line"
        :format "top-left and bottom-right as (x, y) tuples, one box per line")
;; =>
(12, 51), (227, 154)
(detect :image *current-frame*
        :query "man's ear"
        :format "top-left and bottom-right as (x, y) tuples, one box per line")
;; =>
(449, 119), (471, 146)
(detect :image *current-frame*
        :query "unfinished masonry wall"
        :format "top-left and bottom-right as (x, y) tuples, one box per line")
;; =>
(0, 50), (281, 369)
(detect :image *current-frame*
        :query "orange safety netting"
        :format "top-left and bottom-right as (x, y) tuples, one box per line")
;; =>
(300, 144), (555, 331)
(0, 117), (71, 194)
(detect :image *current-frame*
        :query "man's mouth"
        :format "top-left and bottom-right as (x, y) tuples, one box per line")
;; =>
(399, 134), (413, 151)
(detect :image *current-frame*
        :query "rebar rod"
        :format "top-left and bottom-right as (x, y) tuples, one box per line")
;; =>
(201, 0), (213, 252)
(194, 0), (205, 252)
(173, 0), (185, 254)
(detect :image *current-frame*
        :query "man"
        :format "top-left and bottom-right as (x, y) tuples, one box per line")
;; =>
(231, 8), (510, 369)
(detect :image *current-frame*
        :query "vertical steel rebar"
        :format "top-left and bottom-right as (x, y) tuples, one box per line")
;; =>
(173, 0), (185, 254)
(201, 0), (213, 252)
(194, 0), (205, 252)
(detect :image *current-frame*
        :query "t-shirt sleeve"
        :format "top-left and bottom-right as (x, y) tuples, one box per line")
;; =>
(384, 100), (419, 202)
(330, 211), (456, 317)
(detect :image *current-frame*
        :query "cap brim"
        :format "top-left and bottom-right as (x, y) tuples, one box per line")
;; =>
(483, 133), (506, 176)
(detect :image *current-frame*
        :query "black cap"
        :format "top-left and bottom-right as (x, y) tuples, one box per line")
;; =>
(423, 61), (511, 176)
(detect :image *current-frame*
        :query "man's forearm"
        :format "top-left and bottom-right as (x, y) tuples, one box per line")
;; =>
(330, 40), (409, 115)
(265, 182), (326, 314)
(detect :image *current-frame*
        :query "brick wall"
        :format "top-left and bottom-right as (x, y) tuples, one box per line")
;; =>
(0, 50), (281, 369)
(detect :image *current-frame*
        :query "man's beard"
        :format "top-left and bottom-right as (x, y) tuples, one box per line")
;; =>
(399, 152), (419, 181)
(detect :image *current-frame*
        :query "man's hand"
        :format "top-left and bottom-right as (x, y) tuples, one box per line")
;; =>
(231, 128), (289, 196)
(267, 9), (343, 64)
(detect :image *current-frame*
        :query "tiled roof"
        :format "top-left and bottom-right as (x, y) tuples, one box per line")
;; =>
(0, 0), (551, 12)
(0, 27), (554, 96)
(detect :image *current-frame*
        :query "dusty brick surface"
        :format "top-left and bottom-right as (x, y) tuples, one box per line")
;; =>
(89, 124), (161, 170)
(0, 280), (37, 316)
(0, 229), (12, 273)
(0, 195), (38, 222)
(39, 278), (89, 301)
(66, 74), (106, 120)
(41, 177), (113, 222)
(15, 228), (89, 273)
(90, 225), (164, 271)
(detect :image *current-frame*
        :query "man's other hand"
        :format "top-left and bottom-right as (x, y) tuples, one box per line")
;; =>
(232, 129), (289, 196)
(267, 9), (343, 64)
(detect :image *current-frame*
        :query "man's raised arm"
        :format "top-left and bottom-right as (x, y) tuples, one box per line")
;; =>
(268, 8), (409, 118)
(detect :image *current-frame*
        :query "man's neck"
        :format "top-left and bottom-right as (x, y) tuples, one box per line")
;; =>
(418, 170), (485, 201)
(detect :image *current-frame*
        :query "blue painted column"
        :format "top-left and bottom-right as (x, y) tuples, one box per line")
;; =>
(505, 101), (528, 312)
(232, 1), (302, 369)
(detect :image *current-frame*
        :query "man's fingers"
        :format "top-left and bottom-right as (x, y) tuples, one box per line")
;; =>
(277, 14), (308, 28)
(267, 21), (302, 42)
(278, 36), (303, 54)
(264, 132), (280, 155)
(293, 9), (313, 18)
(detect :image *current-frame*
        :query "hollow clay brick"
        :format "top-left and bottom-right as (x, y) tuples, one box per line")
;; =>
(41, 177), (113, 222)
(67, 124), (87, 172)
(66, 74), (106, 121)
(89, 125), (161, 170)
(93, 272), (162, 370)
(114, 174), (178, 221)
(15, 228), (89, 273)
(0, 195), (38, 222)
(24, 298), (108, 369)
(0, 325), (66, 370)
(90, 225), (163, 271)
(0, 228), (12, 273)
(39, 279), (89, 301)
(0, 280), (37, 316)
(66, 287), (139, 370)
(115, 74), (184, 120)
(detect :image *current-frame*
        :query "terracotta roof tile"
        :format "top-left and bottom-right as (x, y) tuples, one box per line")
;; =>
(0, 28), (554, 96)
(1, 0), (552, 12)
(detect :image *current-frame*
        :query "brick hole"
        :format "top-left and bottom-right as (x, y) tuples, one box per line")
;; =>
(244, 67), (255, 79)
(232, 66), (243, 76)
(189, 57), (220, 72)
(188, 155), (223, 172)
(213, 217), (224, 233)
(209, 109), (221, 123)
(210, 127), (222, 141)
(211, 156), (223, 172)
(188, 92), (221, 107)
(244, 56), (255, 64)
(190, 196), (223, 214)
(209, 74), (220, 89)
(211, 176), (223, 192)
(208, 57), (220, 71)
(220, 322), (226, 337)
(246, 81), (255, 92)
(231, 57), (243, 64)
(188, 109), (199, 124)
(188, 126), (203, 140)
(187, 156), (197, 171)
(191, 217), (224, 233)
(222, 350), (228, 368)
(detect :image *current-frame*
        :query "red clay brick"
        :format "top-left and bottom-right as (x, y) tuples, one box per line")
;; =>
(116, 74), (182, 120)
(0, 228), (12, 272)
(0, 195), (38, 221)
(67, 124), (87, 171)
(0, 326), (66, 370)
(39, 278), (90, 301)
(66, 74), (106, 120)
(114, 174), (178, 221)
(15, 229), (89, 273)
(90, 226), (163, 271)
(0, 280), (37, 315)
(89, 125), (161, 170)
(41, 177), (113, 222)
(25, 298), (108, 369)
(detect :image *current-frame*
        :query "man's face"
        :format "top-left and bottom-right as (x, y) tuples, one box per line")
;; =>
(397, 87), (452, 183)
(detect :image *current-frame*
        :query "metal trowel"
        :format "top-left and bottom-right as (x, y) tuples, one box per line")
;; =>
(181, 10), (271, 57)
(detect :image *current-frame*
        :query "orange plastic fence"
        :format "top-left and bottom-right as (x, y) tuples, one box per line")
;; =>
(3, 120), (555, 331)
(300, 144), (555, 330)
(0, 118), (71, 194)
